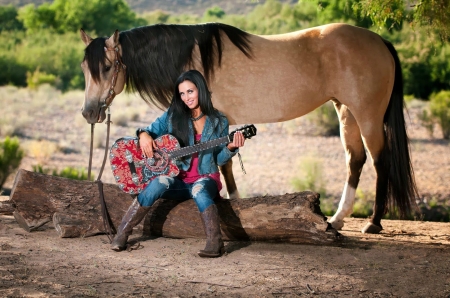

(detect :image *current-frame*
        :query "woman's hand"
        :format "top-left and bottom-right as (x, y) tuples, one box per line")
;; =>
(227, 131), (245, 151)
(139, 132), (157, 158)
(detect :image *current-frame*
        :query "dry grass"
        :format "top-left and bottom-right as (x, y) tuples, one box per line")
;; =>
(25, 140), (58, 165)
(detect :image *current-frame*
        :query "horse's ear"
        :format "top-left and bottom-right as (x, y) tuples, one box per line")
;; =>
(80, 29), (93, 46)
(106, 30), (120, 48)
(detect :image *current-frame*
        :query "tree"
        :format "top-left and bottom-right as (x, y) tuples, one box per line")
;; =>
(204, 6), (226, 19)
(0, 5), (24, 31)
(307, 0), (373, 28)
(17, 0), (146, 35)
(17, 3), (56, 32)
(345, 0), (449, 39)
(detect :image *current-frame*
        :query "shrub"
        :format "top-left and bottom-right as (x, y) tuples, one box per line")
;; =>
(27, 140), (58, 165)
(0, 54), (27, 87)
(417, 108), (434, 138)
(33, 164), (94, 181)
(290, 155), (327, 199)
(307, 101), (340, 136)
(429, 90), (450, 139)
(418, 197), (450, 222)
(0, 136), (24, 189)
(318, 196), (336, 217)
(352, 189), (375, 218)
(26, 68), (57, 89)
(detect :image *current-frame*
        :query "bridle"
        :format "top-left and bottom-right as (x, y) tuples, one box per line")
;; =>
(87, 44), (126, 243)
(101, 45), (126, 109)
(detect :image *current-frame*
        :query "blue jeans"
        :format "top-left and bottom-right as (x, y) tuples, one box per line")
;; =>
(137, 175), (219, 213)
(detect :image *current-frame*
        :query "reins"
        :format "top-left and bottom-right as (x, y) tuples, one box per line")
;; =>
(87, 45), (126, 243)
(88, 110), (115, 242)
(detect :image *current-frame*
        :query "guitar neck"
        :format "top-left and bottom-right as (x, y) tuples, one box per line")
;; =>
(169, 136), (230, 159)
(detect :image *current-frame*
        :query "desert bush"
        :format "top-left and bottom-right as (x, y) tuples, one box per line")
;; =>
(417, 108), (435, 138)
(113, 108), (141, 127)
(33, 164), (93, 181)
(319, 189), (375, 218)
(429, 90), (450, 139)
(0, 114), (31, 137)
(290, 154), (327, 199)
(26, 68), (57, 89)
(318, 196), (336, 217)
(26, 139), (58, 164)
(307, 101), (340, 136)
(141, 10), (170, 24)
(418, 197), (450, 222)
(0, 136), (24, 189)
(113, 112), (129, 127)
(352, 189), (375, 218)
(0, 54), (27, 87)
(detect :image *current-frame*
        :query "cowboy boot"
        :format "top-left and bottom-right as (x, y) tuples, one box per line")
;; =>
(111, 198), (151, 251)
(197, 204), (225, 258)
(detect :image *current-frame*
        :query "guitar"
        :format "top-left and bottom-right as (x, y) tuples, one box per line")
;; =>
(109, 124), (257, 194)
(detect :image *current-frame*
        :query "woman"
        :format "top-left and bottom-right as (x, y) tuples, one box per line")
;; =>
(111, 70), (245, 257)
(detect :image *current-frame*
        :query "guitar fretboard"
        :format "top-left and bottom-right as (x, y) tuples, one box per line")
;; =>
(168, 136), (230, 159)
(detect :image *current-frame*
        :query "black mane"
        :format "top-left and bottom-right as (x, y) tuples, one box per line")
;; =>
(84, 23), (253, 109)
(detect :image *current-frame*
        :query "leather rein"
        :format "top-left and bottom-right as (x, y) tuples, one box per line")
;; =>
(87, 45), (126, 242)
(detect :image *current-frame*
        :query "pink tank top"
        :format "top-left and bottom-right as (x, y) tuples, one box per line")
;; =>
(178, 134), (222, 191)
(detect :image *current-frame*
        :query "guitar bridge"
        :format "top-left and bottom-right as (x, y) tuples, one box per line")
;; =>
(131, 173), (140, 185)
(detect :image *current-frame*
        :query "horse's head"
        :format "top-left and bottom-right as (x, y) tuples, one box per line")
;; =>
(80, 29), (126, 123)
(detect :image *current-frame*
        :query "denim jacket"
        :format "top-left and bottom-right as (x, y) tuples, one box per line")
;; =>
(138, 110), (238, 174)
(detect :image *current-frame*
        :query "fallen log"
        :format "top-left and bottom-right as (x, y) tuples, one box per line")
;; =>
(10, 169), (340, 244)
(10, 169), (132, 233)
(0, 199), (14, 215)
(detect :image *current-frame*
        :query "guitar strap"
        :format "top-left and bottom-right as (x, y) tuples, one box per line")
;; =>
(237, 152), (246, 175)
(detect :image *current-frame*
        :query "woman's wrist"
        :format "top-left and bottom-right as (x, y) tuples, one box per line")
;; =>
(136, 128), (147, 138)
(227, 144), (237, 152)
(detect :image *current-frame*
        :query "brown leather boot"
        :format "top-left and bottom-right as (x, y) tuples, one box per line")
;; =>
(197, 204), (225, 258)
(111, 198), (150, 251)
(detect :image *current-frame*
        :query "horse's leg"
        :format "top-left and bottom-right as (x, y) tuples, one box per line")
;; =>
(357, 118), (388, 234)
(329, 102), (367, 230)
(219, 159), (240, 199)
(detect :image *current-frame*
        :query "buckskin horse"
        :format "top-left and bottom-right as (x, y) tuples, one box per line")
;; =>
(79, 22), (419, 234)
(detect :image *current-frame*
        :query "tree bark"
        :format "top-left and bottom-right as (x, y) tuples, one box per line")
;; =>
(10, 169), (340, 244)
(0, 199), (14, 215)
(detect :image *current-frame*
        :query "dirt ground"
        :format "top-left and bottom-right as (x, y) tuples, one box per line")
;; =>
(1, 209), (449, 298)
(1, 89), (449, 297)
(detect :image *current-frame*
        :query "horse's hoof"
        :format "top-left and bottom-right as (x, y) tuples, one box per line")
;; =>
(361, 222), (382, 234)
(329, 219), (344, 230)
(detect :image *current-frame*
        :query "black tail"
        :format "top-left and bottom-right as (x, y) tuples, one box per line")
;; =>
(382, 39), (419, 218)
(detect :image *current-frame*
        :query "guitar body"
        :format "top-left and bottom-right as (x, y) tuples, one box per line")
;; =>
(110, 124), (257, 194)
(110, 134), (181, 194)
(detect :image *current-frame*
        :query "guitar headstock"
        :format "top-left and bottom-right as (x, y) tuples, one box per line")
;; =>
(230, 124), (257, 141)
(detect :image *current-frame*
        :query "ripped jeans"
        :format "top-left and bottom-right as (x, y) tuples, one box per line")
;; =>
(137, 175), (219, 212)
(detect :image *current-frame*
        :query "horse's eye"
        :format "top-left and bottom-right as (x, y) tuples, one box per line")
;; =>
(104, 66), (111, 72)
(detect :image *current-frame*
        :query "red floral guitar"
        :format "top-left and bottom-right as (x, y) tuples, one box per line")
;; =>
(109, 124), (257, 194)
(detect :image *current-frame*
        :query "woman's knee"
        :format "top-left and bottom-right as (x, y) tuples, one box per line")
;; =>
(192, 178), (218, 212)
(138, 176), (175, 206)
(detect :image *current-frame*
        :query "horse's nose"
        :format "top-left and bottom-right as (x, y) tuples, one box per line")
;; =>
(81, 106), (96, 123)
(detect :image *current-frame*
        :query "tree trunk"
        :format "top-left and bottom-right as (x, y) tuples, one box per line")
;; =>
(10, 169), (340, 244)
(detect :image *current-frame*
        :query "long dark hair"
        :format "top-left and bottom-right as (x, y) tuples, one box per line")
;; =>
(119, 23), (252, 109)
(83, 23), (252, 109)
(168, 70), (220, 147)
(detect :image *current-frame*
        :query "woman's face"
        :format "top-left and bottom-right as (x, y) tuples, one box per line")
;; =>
(178, 80), (199, 110)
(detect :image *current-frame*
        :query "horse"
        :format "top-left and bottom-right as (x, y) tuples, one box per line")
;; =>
(79, 22), (419, 234)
